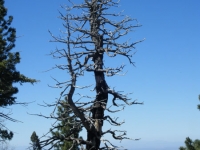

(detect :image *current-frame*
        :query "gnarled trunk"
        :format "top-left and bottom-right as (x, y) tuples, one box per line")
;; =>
(87, 53), (108, 149)
(87, 1), (108, 149)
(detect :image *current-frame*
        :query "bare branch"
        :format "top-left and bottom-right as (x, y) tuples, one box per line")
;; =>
(36, 0), (143, 149)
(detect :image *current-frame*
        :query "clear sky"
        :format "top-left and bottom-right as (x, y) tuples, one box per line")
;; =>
(3, 0), (200, 150)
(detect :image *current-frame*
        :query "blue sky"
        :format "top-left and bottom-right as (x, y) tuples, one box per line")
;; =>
(4, 0), (200, 149)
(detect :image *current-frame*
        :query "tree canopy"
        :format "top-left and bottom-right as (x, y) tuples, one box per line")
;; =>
(51, 101), (81, 150)
(30, 131), (41, 150)
(0, 0), (37, 141)
(180, 137), (200, 150)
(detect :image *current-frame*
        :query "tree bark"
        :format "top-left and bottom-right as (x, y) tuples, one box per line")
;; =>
(86, 52), (108, 149)
(86, 1), (108, 149)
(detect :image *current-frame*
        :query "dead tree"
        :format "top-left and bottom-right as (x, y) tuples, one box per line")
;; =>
(37, 0), (143, 149)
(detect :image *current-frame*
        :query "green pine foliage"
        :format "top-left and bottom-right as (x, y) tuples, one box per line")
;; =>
(194, 139), (200, 150)
(180, 137), (200, 150)
(0, 0), (37, 141)
(0, 0), (37, 107)
(51, 101), (81, 150)
(0, 128), (13, 141)
(30, 131), (41, 150)
(180, 147), (187, 150)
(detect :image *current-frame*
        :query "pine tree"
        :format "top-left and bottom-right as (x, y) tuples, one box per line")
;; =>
(30, 131), (41, 150)
(0, 0), (37, 141)
(0, 128), (13, 141)
(185, 137), (195, 150)
(51, 101), (81, 150)
(193, 139), (200, 150)
(180, 137), (200, 150)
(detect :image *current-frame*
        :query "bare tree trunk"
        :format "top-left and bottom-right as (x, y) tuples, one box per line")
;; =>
(85, 1), (109, 149)
(87, 53), (108, 149)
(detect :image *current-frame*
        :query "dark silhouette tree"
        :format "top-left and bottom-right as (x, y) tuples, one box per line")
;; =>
(179, 137), (200, 150)
(180, 147), (187, 150)
(0, 0), (37, 141)
(30, 131), (41, 150)
(0, 127), (13, 142)
(185, 137), (196, 150)
(37, 0), (143, 149)
(193, 139), (200, 150)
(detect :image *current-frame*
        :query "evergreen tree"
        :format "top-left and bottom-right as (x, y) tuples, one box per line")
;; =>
(51, 101), (81, 150)
(185, 137), (195, 150)
(180, 147), (187, 150)
(0, 0), (37, 141)
(194, 139), (200, 150)
(0, 128), (13, 141)
(180, 137), (200, 150)
(30, 131), (41, 150)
